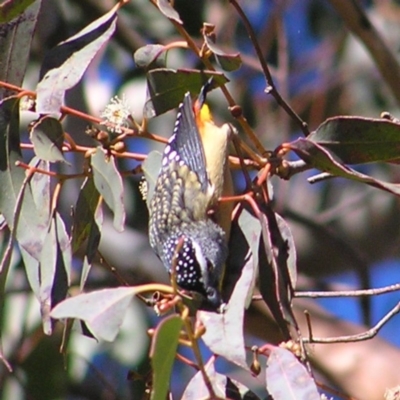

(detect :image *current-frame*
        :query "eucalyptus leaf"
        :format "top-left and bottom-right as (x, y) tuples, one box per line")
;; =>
(142, 151), (162, 208)
(36, 5), (117, 114)
(91, 147), (125, 232)
(50, 287), (137, 341)
(30, 116), (68, 163)
(156, 0), (182, 24)
(310, 116), (400, 164)
(144, 68), (228, 117)
(266, 347), (320, 400)
(150, 315), (183, 400)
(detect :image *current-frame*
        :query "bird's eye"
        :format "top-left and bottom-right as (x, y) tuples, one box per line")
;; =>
(205, 286), (220, 306)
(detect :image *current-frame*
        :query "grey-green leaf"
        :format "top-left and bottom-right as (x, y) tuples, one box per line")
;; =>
(266, 347), (320, 400)
(134, 44), (166, 70)
(36, 6), (117, 114)
(204, 35), (242, 72)
(156, 0), (182, 24)
(30, 116), (68, 163)
(310, 116), (400, 164)
(71, 176), (101, 255)
(0, 98), (49, 260)
(0, 1), (40, 96)
(142, 151), (162, 208)
(91, 147), (125, 232)
(50, 287), (137, 341)
(144, 68), (229, 117)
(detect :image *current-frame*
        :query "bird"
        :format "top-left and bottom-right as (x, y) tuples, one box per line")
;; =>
(148, 87), (232, 309)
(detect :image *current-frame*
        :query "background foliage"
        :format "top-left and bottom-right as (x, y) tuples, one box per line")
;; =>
(1, 0), (400, 399)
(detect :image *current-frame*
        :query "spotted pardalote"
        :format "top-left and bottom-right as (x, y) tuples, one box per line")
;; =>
(148, 87), (233, 309)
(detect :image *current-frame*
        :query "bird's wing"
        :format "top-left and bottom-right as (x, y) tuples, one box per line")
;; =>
(165, 92), (209, 193)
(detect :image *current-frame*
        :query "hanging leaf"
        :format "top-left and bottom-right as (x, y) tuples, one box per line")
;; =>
(134, 44), (166, 70)
(198, 206), (260, 370)
(38, 216), (57, 334)
(50, 287), (137, 341)
(142, 151), (162, 208)
(309, 116), (400, 164)
(0, 0), (40, 96)
(36, 4), (118, 114)
(30, 116), (68, 163)
(181, 359), (226, 400)
(91, 147), (125, 232)
(266, 347), (320, 400)
(0, 98), (48, 260)
(258, 206), (298, 340)
(203, 35), (242, 72)
(71, 176), (101, 255)
(20, 158), (51, 300)
(156, 0), (182, 24)
(150, 315), (183, 400)
(39, 213), (71, 335)
(289, 138), (400, 197)
(182, 358), (259, 400)
(30, 158), (51, 219)
(71, 177), (102, 291)
(53, 212), (72, 288)
(20, 247), (40, 297)
(144, 68), (229, 117)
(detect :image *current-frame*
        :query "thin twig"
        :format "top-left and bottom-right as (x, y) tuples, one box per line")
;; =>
(296, 283), (400, 298)
(229, 0), (309, 137)
(149, 0), (266, 157)
(304, 301), (400, 344)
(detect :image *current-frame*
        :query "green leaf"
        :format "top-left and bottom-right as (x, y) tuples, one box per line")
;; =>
(91, 147), (125, 232)
(204, 35), (242, 72)
(150, 315), (183, 400)
(20, 332), (68, 399)
(289, 138), (400, 196)
(144, 68), (229, 117)
(36, 5), (117, 114)
(0, 0), (40, 96)
(310, 116), (400, 164)
(142, 151), (162, 208)
(50, 287), (137, 341)
(266, 347), (320, 400)
(134, 44), (166, 70)
(71, 176), (101, 254)
(0, 0), (36, 23)
(30, 116), (68, 163)
(72, 177), (102, 291)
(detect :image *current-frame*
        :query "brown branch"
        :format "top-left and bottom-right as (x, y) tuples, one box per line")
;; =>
(304, 301), (400, 344)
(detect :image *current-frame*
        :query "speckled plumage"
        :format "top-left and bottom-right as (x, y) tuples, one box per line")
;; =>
(148, 92), (228, 308)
